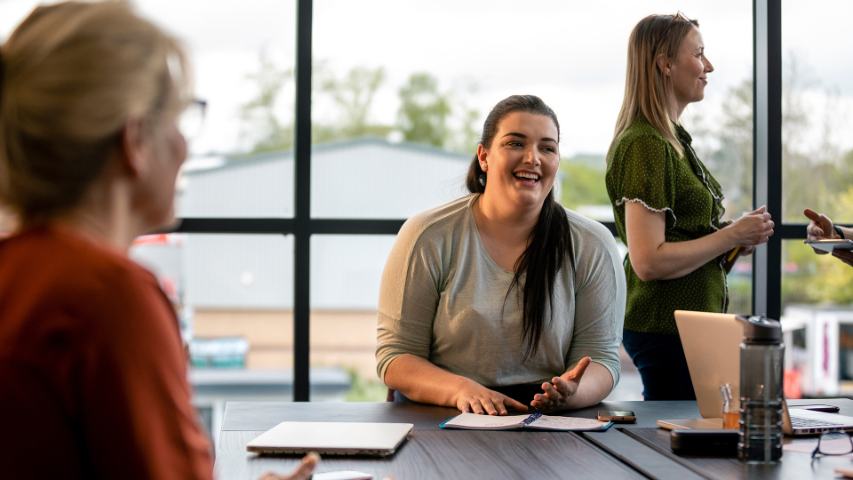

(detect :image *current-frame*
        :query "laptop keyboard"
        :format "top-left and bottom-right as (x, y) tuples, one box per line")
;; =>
(791, 416), (844, 428)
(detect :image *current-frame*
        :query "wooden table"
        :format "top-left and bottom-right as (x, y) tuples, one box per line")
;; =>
(215, 399), (853, 479)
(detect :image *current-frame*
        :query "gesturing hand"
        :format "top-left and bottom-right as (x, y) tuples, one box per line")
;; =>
(259, 452), (318, 480)
(453, 380), (528, 415)
(804, 208), (839, 253)
(530, 356), (591, 413)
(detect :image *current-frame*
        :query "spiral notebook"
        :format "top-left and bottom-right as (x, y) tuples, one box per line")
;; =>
(440, 411), (611, 431)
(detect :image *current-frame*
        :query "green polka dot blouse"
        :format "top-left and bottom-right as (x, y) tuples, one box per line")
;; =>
(605, 117), (729, 335)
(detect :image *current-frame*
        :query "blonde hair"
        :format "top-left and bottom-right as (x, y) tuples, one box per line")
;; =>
(611, 13), (699, 158)
(0, 1), (190, 223)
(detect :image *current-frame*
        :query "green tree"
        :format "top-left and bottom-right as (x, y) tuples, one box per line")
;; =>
(396, 72), (451, 148)
(315, 66), (392, 143)
(559, 155), (609, 210)
(239, 51), (294, 154)
(445, 80), (481, 154)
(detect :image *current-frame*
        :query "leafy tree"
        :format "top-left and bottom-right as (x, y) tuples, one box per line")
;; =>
(703, 53), (853, 307)
(240, 59), (393, 152)
(444, 80), (481, 154)
(239, 51), (294, 154)
(707, 79), (753, 218)
(396, 72), (451, 148)
(559, 157), (609, 210)
(315, 66), (392, 143)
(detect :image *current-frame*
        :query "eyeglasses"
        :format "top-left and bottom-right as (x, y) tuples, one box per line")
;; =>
(179, 98), (207, 140)
(811, 431), (853, 458)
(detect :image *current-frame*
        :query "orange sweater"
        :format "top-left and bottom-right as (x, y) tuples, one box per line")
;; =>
(0, 226), (212, 479)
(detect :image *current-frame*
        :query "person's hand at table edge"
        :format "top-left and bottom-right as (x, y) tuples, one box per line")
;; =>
(452, 378), (529, 415)
(530, 356), (591, 413)
(259, 452), (319, 480)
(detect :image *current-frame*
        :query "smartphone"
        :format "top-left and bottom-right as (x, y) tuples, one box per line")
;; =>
(805, 239), (853, 253)
(597, 410), (636, 423)
(721, 246), (742, 273)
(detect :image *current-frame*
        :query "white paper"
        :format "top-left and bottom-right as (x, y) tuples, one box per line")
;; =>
(442, 412), (609, 431)
(314, 471), (374, 480)
(527, 416), (609, 431)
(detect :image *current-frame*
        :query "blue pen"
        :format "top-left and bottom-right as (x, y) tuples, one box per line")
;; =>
(522, 410), (543, 426)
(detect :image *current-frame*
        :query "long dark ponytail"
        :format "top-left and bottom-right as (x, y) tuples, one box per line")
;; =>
(466, 95), (574, 359)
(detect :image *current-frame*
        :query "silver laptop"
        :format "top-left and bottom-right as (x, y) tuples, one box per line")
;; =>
(673, 310), (853, 436)
(246, 421), (413, 456)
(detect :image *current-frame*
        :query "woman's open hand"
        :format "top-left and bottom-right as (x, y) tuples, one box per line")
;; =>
(453, 379), (528, 415)
(530, 356), (591, 413)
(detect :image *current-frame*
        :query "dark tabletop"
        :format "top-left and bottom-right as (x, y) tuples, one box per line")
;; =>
(216, 398), (853, 480)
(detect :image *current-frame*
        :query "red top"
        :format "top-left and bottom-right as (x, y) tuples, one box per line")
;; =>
(0, 226), (212, 479)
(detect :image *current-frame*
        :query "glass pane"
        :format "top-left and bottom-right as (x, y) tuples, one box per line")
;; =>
(310, 235), (396, 401)
(131, 233), (294, 435)
(137, 1), (297, 218)
(782, 0), (853, 224)
(728, 255), (753, 315)
(312, 1), (752, 222)
(780, 240), (853, 397)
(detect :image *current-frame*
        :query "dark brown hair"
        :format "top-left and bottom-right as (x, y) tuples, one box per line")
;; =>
(466, 95), (574, 359)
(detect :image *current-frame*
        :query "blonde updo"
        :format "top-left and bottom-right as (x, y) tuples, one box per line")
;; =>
(0, 1), (190, 223)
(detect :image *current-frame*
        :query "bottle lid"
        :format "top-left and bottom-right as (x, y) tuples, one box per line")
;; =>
(736, 315), (782, 343)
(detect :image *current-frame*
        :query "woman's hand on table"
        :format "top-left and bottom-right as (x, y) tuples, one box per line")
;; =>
(530, 356), (591, 413)
(453, 379), (528, 415)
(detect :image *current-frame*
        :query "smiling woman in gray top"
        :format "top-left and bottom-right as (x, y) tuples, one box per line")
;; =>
(376, 95), (626, 415)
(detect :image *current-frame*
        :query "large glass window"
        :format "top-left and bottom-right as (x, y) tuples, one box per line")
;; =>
(308, 1), (754, 402)
(780, 0), (853, 398)
(782, 0), (853, 225)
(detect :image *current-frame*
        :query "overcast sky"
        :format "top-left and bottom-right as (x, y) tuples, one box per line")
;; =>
(1, 0), (851, 157)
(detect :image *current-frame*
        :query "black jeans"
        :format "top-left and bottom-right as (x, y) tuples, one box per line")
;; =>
(622, 329), (696, 401)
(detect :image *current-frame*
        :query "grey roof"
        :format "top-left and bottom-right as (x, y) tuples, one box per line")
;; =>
(186, 137), (469, 176)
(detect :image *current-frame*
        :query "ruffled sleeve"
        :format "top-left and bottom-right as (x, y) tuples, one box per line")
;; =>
(610, 136), (677, 228)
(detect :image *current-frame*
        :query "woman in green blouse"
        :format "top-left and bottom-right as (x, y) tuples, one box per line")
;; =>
(605, 13), (775, 400)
